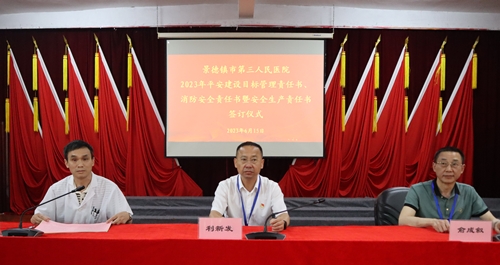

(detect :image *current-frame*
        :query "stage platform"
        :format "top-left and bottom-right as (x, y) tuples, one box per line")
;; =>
(127, 197), (500, 226)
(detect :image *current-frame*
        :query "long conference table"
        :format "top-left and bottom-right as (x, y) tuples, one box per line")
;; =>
(1, 222), (498, 264)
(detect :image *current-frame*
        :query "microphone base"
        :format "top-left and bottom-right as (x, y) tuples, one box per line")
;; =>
(2, 228), (44, 237)
(245, 232), (285, 240)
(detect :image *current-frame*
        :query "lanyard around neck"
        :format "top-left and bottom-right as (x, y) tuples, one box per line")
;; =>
(237, 175), (261, 226)
(431, 181), (458, 221)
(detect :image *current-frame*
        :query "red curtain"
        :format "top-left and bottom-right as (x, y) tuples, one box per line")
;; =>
(8, 49), (50, 212)
(279, 41), (468, 198)
(36, 49), (71, 182)
(67, 46), (102, 175)
(405, 48), (442, 185)
(126, 48), (202, 196)
(339, 47), (376, 197)
(367, 45), (407, 195)
(96, 46), (127, 192)
(436, 49), (475, 185)
(279, 46), (343, 197)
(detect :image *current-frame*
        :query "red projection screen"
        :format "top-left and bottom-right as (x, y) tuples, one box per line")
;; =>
(165, 38), (325, 157)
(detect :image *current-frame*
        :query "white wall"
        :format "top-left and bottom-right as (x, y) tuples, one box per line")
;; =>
(0, 4), (499, 30)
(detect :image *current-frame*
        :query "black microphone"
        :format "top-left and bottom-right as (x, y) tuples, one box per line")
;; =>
(246, 198), (325, 240)
(1, 185), (85, 237)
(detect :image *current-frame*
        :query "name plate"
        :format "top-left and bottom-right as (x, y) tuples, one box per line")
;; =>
(198, 217), (242, 240)
(449, 220), (492, 242)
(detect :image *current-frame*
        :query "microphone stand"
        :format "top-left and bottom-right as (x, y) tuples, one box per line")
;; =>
(2, 186), (85, 237)
(245, 198), (325, 240)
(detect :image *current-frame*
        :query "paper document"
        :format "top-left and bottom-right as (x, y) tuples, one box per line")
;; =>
(36, 220), (111, 234)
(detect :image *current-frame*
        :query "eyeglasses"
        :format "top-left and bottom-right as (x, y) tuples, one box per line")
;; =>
(435, 161), (462, 168)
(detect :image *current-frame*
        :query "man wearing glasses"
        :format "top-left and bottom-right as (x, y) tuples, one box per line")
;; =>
(209, 141), (290, 232)
(399, 146), (500, 233)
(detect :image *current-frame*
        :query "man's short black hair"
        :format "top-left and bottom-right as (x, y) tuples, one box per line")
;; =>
(64, 140), (94, 160)
(235, 141), (263, 157)
(433, 146), (465, 163)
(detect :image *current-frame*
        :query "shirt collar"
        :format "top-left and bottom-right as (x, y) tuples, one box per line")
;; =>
(238, 174), (261, 193)
(432, 178), (460, 197)
(70, 172), (95, 190)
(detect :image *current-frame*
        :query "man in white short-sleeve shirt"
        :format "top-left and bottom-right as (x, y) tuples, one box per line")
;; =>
(210, 141), (290, 232)
(31, 140), (132, 225)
